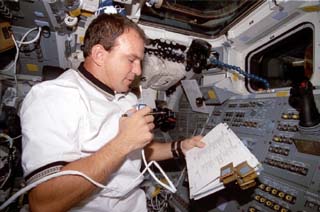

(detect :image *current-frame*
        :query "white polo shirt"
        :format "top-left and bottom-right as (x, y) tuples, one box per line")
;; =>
(20, 64), (147, 212)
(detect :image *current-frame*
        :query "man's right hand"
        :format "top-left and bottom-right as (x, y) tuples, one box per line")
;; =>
(117, 106), (155, 153)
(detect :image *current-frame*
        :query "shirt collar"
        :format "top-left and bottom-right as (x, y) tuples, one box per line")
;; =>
(78, 62), (115, 97)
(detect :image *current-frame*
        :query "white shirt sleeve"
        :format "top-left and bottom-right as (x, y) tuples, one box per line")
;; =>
(20, 82), (85, 180)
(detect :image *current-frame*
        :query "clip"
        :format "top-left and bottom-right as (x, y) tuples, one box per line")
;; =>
(235, 161), (257, 190)
(220, 163), (237, 184)
(220, 161), (258, 190)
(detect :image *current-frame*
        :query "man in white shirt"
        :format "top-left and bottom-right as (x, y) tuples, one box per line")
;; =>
(20, 14), (204, 212)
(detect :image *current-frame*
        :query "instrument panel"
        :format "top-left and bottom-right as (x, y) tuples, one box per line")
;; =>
(171, 94), (320, 212)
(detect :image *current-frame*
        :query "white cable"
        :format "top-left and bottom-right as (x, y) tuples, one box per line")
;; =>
(95, 6), (107, 16)
(1, 34), (19, 75)
(95, 6), (113, 16)
(0, 170), (110, 210)
(1, 26), (42, 87)
(16, 27), (42, 45)
(79, 0), (83, 9)
(175, 166), (186, 187)
(0, 169), (11, 189)
(0, 149), (176, 210)
(11, 135), (22, 140)
(12, 34), (18, 88)
(0, 133), (14, 148)
(141, 149), (177, 193)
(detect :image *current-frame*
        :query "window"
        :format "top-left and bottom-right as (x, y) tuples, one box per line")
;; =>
(246, 23), (313, 91)
(139, 0), (262, 37)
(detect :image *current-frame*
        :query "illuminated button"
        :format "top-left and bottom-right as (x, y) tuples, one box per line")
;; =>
(248, 207), (256, 212)
(280, 208), (288, 212)
(278, 192), (285, 198)
(266, 200), (273, 207)
(265, 186), (272, 192)
(273, 204), (281, 211)
(254, 195), (261, 201)
(273, 136), (280, 142)
(292, 114), (299, 120)
(271, 188), (278, 195)
(260, 197), (266, 203)
(282, 114), (289, 119)
(259, 184), (266, 190)
(285, 194), (293, 202)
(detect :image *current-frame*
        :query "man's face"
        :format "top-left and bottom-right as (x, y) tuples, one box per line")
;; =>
(102, 28), (145, 93)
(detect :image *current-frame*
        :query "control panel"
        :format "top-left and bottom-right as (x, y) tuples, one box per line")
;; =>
(178, 94), (320, 212)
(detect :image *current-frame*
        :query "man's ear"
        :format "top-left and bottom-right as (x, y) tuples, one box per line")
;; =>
(90, 44), (107, 66)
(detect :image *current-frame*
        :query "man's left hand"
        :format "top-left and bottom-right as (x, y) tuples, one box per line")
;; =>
(181, 135), (205, 155)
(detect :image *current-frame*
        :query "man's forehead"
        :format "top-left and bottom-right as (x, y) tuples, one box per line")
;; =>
(113, 33), (144, 58)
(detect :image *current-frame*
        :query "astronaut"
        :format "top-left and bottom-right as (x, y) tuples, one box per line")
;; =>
(20, 14), (204, 212)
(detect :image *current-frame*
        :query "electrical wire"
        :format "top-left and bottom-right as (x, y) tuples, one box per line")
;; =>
(5, 27), (42, 71)
(0, 170), (105, 210)
(0, 133), (14, 149)
(138, 86), (176, 193)
(141, 149), (177, 193)
(174, 166), (186, 187)
(1, 34), (19, 84)
(1, 27), (42, 91)
(16, 27), (42, 46)
(148, 187), (171, 212)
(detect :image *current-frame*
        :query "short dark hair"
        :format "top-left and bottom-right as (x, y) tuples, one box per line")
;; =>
(83, 14), (147, 57)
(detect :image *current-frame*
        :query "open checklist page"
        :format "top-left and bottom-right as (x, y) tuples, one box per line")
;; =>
(185, 123), (261, 200)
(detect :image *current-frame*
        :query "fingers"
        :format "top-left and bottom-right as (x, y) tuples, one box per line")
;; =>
(133, 106), (152, 116)
(148, 122), (155, 131)
(192, 135), (204, 141)
(195, 140), (206, 148)
(118, 106), (155, 152)
(123, 107), (154, 127)
(123, 106), (153, 118)
(192, 135), (205, 147)
(181, 135), (206, 153)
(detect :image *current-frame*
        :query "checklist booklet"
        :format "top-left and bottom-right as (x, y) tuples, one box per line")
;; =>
(185, 123), (261, 200)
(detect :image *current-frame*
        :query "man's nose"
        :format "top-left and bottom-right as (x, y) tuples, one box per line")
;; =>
(132, 62), (142, 76)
